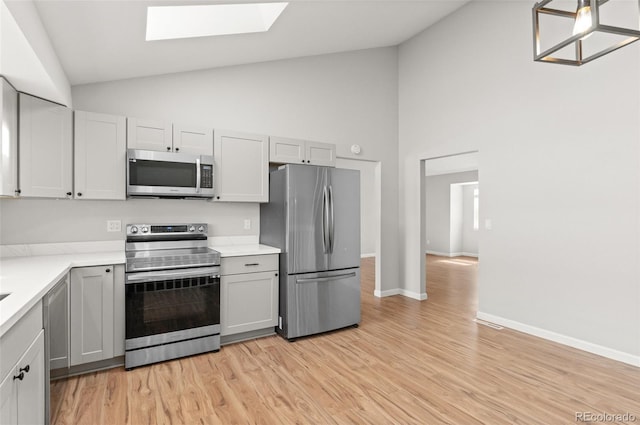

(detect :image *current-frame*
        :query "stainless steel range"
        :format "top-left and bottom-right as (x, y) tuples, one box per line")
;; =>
(124, 223), (221, 369)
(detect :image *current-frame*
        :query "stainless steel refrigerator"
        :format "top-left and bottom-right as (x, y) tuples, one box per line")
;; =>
(260, 164), (361, 340)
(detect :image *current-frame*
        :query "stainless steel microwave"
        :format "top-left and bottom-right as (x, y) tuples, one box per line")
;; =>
(127, 149), (214, 198)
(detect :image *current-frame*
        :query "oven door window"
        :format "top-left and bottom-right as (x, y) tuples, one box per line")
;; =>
(126, 274), (220, 339)
(129, 160), (196, 188)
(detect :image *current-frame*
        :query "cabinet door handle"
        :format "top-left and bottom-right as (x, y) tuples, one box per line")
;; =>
(19, 365), (30, 374)
(13, 372), (24, 381)
(275, 273), (278, 276)
(66, 192), (72, 196)
(77, 192), (83, 197)
(175, 147), (180, 152)
(166, 146), (171, 151)
(244, 263), (259, 266)
(105, 268), (111, 273)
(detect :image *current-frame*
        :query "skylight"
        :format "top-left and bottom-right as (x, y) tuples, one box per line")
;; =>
(146, 2), (288, 41)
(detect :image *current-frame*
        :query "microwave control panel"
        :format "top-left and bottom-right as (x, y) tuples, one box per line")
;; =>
(201, 165), (213, 188)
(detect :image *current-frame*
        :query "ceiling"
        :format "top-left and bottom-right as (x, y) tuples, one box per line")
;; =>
(28, 0), (471, 86)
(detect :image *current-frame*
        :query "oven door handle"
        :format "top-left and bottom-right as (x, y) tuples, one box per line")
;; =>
(125, 266), (220, 284)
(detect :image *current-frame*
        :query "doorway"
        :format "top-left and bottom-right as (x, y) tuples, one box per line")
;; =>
(421, 152), (479, 300)
(336, 158), (382, 296)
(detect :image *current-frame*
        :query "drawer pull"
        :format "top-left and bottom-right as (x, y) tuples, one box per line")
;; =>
(244, 263), (260, 266)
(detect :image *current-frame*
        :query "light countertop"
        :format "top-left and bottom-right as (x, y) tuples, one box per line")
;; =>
(0, 251), (125, 338)
(0, 237), (280, 338)
(208, 235), (280, 257)
(210, 244), (280, 257)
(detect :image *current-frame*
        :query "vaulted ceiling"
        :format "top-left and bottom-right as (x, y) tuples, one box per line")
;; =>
(27, 0), (470, 86)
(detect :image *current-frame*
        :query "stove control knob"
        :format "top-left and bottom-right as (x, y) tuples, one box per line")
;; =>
(198, 226), (205, 233)
(130, 226), (138, 234)
(142, 226), (149, 233)
(189, 226), (195, 232)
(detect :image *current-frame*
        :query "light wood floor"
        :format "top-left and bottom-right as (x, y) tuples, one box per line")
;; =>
(51, 255), (640, 424)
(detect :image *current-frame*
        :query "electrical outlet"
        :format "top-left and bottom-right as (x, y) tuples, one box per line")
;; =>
(244, 219), (251, 230)
(106, 220), (122, 232)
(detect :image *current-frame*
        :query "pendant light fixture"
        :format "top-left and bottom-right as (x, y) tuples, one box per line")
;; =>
(533, 0), (640, 65)
(572, 0), (592, 36)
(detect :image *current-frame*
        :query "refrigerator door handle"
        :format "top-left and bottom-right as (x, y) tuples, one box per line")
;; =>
(323, 185), (330, 254)
(297, 272), (357, 284)
(328, 185), (335, 253)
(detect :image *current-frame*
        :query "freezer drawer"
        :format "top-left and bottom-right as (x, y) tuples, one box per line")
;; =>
(281, 268), (360, 339)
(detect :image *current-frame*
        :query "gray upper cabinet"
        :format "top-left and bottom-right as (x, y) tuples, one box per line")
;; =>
(173, 124), (213, 156)
(74, 111), (126, 200)
(269, 136), (336, 167)
(0, 78), (18, 197)
(18, 93), (73, 198)
(305, 141), (336, 167)
(269, 136), (305, 164)
(214, 129), (269, 202)
(127, 118), (172, 152)
(128, 118), (213, 155)
(69, 266), (114, 366)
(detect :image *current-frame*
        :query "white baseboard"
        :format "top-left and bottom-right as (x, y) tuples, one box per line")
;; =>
(426, 250), (451, 256)
(476, 312), (640, 368)
(426, 250), (478, 258)
(401, 289), (427, 300)
(374, 288), (427, 300)
(360, 253), (376, 258)
(374, 288), (400, 297)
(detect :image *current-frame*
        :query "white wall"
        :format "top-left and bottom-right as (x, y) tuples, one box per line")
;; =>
(449, 185), (463, 255)
(461, 184), (478, 256)
(2, 48), (400, 292)
(336, 158), (378, 257)
(424, 171), (478, 255)
(0, 198), (256, 244)
(0, 0), (71, 105)
(399, 1), (640, 363)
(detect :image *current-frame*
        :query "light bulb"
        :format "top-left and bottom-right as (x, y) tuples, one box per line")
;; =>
(572, 0), (592, 37)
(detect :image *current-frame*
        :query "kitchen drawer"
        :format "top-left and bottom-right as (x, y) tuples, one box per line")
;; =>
(0, 302), (43, 381)
(221, 254), (278, 276)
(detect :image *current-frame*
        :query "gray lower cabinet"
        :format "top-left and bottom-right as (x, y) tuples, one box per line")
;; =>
(0, 303), (45, 425)
(48, 265), (124, 375)
(220, 255), (279, 336)
(70, 266), (115, 366)
(47, 275), (69, 370)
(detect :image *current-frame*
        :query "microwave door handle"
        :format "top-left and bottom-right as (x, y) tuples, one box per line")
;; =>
(196, 157), (201, 193)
